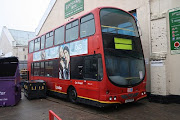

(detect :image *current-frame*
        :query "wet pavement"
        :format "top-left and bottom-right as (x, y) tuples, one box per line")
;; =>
(0, 92), (180, 120)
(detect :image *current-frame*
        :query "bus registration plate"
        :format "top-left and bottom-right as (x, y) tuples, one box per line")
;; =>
(125, 99), (134, 103)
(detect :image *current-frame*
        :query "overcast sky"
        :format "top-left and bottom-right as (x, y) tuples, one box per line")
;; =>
(0, 0), (50, 34)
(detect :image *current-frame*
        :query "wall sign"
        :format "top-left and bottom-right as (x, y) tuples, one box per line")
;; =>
(65, 0), (84, 19)
(151, 60), (164, 67)
(169, 7), (180, 54)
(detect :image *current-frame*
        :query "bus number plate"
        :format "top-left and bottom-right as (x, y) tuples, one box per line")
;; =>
(125, 99), (134, 103)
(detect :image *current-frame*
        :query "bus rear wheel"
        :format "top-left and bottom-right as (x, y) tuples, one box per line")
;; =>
(68, 87), (77, 103)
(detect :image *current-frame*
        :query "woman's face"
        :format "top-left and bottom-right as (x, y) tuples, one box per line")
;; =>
(64, 50), (70, 63)
(59, 47), (64, 58)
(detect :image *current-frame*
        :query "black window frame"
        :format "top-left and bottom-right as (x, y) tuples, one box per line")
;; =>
(40, 62), (45, 76)
(52, 59), (59, 78)
(33, 62), (40, 76)
(80, 13), (96, 38)
(84, 55), (99, 80)
(45, 61), (53, 77)
(31, 63), (34, 76)
(70, 54), (103, 81)
(31, 60), (59, 78)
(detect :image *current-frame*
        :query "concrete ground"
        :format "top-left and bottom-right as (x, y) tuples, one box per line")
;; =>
(0, 93), (180, 120)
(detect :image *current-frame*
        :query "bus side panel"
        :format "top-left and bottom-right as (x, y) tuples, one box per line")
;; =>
(71, 80), (100, 100)
(28, 53), (33, 80)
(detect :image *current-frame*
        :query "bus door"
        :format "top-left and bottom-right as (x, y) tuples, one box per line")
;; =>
(71, 54), (103, 100)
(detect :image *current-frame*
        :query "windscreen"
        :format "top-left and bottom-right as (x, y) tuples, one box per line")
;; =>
(100, 8), (145, 87)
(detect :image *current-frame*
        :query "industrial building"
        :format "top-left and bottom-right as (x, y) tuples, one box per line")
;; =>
(35, 0), (180, 103)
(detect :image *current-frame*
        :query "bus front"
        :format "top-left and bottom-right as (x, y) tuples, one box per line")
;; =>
(100, 8), (146, 104)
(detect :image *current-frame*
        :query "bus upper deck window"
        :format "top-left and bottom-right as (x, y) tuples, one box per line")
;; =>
(41, 35), (45, 49)
(54, 26), (64, 45)
(80, 14), (95, 38)
(29, 40), (34, 53)
(66, 20), (79, 42)
(34, 38), (40, 51)
(100, 8), (139, 37)
(45, 31), (54, 48)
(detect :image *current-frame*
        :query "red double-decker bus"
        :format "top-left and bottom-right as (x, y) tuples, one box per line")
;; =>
(28, 7), (146, 107)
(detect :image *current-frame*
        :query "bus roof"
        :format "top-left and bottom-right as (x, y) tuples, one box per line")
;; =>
(29, 6), (133, 42)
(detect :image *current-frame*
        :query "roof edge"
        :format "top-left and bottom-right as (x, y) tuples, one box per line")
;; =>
(35, 0), (57, 36)
(2, 26), (15, 46)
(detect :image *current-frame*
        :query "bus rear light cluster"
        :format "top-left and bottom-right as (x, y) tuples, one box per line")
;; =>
(141, 92), (146, 95)
(109, 96), (117, 101)
(109, 96), (112, 101)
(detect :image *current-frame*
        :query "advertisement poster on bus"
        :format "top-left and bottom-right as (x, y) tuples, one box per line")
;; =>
(33, 39), (88, 61)
(70, 39), (87, 56)
(33, 39), (88, 80)
(33, 51), (42, 61)
(59, 44), (70, 80)
(45, 46), (59, 59)
(33, 46), (59, 61)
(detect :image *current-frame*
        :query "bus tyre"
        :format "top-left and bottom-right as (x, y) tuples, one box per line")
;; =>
(68, 87), (77, 103)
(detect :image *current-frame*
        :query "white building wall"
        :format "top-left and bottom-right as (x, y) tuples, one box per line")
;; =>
(136, 1), (151, 92)
(37, 0), (150, 35)
(0, 28), (13, 56)
(12, 46), (28, 61)
(150, 0), (180, 96)
(0, 27), (29, 61)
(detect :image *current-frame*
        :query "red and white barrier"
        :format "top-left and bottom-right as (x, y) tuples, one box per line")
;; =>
(49, 110), (62, 120)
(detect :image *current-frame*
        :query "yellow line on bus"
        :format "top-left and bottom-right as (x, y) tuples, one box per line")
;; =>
(78, 95), (122, 104)
(48, 89), (67, 94)
(48, 89), (121, 104)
